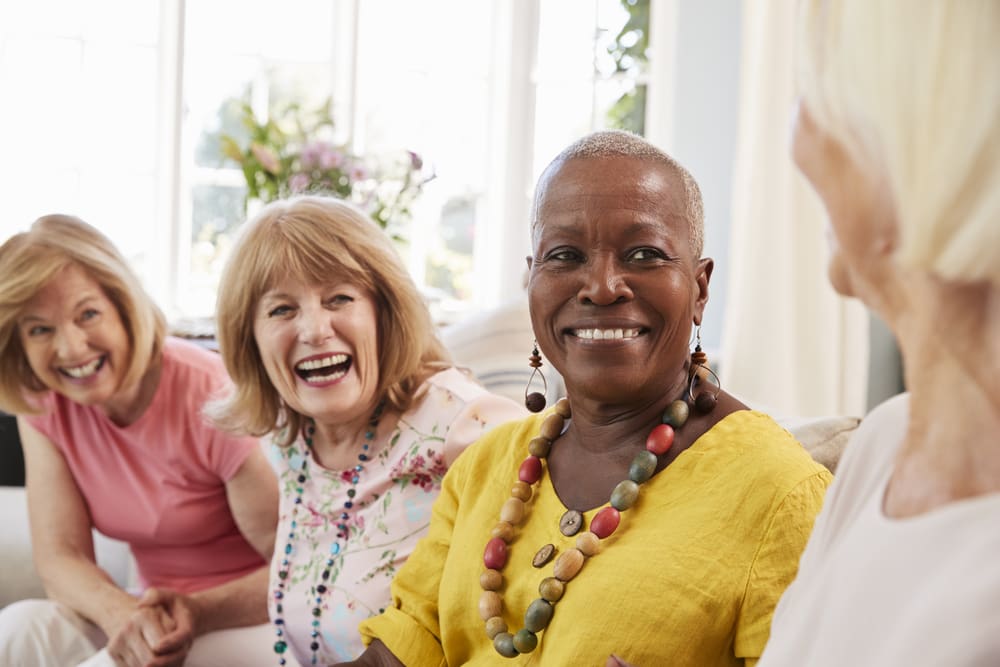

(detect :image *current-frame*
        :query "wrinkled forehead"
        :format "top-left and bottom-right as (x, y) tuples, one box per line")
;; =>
(531, 156), (687, 242)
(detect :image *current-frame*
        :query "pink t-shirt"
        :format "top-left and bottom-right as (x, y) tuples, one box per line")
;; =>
(25, 337), (265, 594)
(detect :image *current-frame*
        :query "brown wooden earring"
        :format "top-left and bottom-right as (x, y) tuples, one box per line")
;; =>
(525, 343), (548, 413)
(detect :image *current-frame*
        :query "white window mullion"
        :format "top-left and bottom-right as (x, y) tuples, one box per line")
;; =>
(154, 0), (186, 318)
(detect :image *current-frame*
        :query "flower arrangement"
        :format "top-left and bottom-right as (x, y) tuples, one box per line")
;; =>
(220, 98), (431, 235)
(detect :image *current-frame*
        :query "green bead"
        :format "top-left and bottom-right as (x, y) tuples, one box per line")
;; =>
(513, 629), (538, 654)
(274, 640), (287, 654)
(610, 479), (640, 511)
(524, 598), (554, 632)
(629, 450), (658, 484)
(662, 399), (689, 428)
(493, 632), (518, 657)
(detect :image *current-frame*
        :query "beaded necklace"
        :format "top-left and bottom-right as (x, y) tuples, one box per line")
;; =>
(272, 402), (385, 666)
(479, 390), (712, 658)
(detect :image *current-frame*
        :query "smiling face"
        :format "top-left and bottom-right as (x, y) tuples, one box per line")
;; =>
(252, 277), (380, 429)
(528, 156), (712, 405)
(17, 264), (131, 409)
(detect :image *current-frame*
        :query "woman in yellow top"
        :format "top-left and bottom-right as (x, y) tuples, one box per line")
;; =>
(341, 130), (831, 666)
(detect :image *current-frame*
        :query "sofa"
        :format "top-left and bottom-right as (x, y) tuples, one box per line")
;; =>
(0, 304), (862, 608)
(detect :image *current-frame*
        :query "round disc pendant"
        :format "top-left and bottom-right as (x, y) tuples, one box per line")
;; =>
(559, 509), (584, 537)
(532, 543), (556, 568)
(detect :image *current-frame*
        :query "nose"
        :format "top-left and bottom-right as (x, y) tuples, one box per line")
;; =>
(54, 325), (88, 358)
(297, 303), (335, 345)
(577, 253), (633, 306)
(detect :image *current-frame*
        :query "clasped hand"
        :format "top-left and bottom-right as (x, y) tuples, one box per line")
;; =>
(106, 588), (200, 667)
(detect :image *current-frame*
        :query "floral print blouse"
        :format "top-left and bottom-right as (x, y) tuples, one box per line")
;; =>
(267, 368), (525, 664)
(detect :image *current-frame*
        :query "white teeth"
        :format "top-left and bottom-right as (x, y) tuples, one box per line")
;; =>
(574, 328), (639, 340)
(62, 358), (102, 378)
(303, 369), (348, 384)
(296, 354), (348, 371)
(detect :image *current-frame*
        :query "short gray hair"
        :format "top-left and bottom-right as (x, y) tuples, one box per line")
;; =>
(532, 129), (705, 257)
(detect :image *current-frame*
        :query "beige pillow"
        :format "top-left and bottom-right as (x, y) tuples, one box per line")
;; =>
(782, 416), (861, 474)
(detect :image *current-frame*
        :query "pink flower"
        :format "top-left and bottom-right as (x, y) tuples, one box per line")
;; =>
(407, 150), (423, 170)
(250, 143), (281, 174)
(289, 173), (311, 193)
(319, 145), (345, 170)
(349, 163), (370, 181)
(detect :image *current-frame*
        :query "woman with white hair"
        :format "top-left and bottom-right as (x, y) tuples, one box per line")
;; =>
(759, 2), (1000, 665)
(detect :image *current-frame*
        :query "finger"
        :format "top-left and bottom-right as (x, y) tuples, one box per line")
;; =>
(606, 655), (632, 667)
(151, 601), (194, 655)
(138, 587), (167, 608)
(136, 605), (175, 650)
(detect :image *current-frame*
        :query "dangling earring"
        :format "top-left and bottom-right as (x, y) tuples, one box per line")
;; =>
(688, 325), (721, 414)
(525, 342), (548, 413)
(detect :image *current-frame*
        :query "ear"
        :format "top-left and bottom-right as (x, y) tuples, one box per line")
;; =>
(692, 257), (713, 326)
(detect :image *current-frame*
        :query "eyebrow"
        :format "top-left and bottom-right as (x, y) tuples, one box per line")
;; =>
(20, 296), (101, 324)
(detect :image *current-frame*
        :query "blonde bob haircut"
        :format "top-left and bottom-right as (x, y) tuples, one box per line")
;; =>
(797, 0), (1000, 286)
(0, 214), (166, 414)
(213, 195), (450, 445)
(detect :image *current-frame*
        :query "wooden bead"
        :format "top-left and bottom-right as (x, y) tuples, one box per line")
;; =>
(695, 391), (717, 414)
(629, 450), (658, 484)
(484, 537), (508, 570)
(539, 413), (565, 440)
(528, 436), (552, 458)
(480, 569), (503, 591)
(493, 632), (518, 658)
(518, 456), (542, 484)
(646, 423), (675, 455)
(491, 521), (515, 542)
(513, 629), (538, 654)
(554, 397), (571, 418)
(500, 498), (525, 525)
(523, 598), (554, 632)
(558, 509), (584, 536)
(610, 479), (640, 511)
(575, 531), (601, 556)
(662, 399), (689, 428)
(479, 590), (502, 620)
(485, 616), (507, 639)
(538, 576), (565, 602)
(525, 392), (546, 413)
(590, 507), (621, 539)
(532, 543), (556, 568)
(553, 548), (585, 581)
(511, 481), (532, 502)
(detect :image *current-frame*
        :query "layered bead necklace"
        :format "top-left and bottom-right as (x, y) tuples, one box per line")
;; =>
(272, 402), (385, 666)
(479, 388), (714, 658)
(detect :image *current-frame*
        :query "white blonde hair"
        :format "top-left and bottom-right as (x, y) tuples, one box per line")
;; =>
(797, 0), (1000, 286)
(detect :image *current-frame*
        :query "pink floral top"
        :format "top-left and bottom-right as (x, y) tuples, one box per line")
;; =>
(267, 368), (525, 664)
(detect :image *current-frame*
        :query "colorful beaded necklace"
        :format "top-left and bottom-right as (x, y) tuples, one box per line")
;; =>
(272, 402), (385, 666)
(479, 383), (715, 658)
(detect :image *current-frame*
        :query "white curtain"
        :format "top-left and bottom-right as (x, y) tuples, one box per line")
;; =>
(719, 1), (869, 418)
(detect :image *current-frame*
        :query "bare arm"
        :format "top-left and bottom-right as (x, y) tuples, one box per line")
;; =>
(19, 417), (141, 637)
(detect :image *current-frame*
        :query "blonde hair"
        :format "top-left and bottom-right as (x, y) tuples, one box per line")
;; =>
(532, 129), (705, 258)
(212, 195), (450, 444)
(0, 215), (166, 414)
(797, 0), (1000, 285)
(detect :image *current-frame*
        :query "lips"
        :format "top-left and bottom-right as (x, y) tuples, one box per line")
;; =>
(58, 355), (106, 379)
(294, 353), (351, 384)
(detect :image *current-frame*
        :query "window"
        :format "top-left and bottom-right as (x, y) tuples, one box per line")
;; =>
(1, 0), (666, 324)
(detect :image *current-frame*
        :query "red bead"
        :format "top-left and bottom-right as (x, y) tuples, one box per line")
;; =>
(645, 424), (675, 455)
(590, 507), (620, 539)
(484, 537), (508, 570)
(519, 456), (543, 484)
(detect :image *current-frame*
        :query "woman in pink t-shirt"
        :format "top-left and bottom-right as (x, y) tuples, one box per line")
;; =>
(0, 215), (288, 667)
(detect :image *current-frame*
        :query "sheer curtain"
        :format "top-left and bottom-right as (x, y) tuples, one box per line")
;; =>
(719, 1), (869, 418)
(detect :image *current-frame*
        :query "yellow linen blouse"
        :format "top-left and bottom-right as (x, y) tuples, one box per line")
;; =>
(360, 409), (831, 666)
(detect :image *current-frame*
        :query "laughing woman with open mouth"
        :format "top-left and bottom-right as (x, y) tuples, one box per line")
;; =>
(211, 195), (525, 666)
